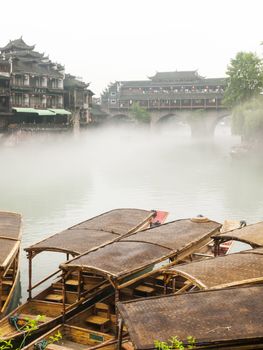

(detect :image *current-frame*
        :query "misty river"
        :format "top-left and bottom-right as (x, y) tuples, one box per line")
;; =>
(1, 120), (263, 301)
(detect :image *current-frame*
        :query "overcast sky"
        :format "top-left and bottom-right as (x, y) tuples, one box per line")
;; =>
(1, 0), (263, 95)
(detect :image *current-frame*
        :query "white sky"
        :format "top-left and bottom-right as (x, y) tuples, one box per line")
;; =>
(1, 0), (263, 95)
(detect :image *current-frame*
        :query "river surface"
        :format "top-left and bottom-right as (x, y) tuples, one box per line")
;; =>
(1, 121), (263, 301)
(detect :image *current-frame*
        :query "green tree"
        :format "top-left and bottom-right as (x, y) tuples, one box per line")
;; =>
(130, 102), (151, 124)
(232, 97), (263, 140)
(223, 52), (263, 107)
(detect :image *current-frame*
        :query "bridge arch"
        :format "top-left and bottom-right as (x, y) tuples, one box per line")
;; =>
(155, 112), (191, 136)
(156, 113), (184, 124)
(109, 113), (134, 124)
(214, 114), (232, 137)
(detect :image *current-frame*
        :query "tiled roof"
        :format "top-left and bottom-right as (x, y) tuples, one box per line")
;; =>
(13, 60), (63, 78)
(149, 70), (203, 82)
(117, 78), (226, 88)
(64, 74), (88, 88)
(0, 37), (35, 52)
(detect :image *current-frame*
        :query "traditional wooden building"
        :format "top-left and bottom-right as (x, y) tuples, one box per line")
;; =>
(64, 74), (94, 126)
(101, 70), (226, 112)
(1, 38), (64, 108)
(0, 59), (11, 129)
(0, 38), (93, 131)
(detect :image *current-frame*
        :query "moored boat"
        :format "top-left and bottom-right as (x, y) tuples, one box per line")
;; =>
(212, 220), (263, 255)
(24, 323), (118, 350)
(158, 247), (263, 293)
(0, 209), (167, 342)
(117, 285), (263, 349)
(43, 217), (220, 349)
(0, 211), (22, 318)
(23, 216), (221, 350)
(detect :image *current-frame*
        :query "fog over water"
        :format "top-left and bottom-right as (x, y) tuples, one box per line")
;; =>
(1, 122), (263, 300)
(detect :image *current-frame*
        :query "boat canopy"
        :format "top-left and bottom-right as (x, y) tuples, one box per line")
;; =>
(60, 218), (221, 286)
(0, 212), (22, 271)
(212, 221), (263, 248)
(163, 248), (263, 290)
(25, 209), (155, 256)
(117, 285), (263, 349)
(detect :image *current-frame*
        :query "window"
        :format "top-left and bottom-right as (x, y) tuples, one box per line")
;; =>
(110, 91), (116, 96)
(110, 99), (116, 104)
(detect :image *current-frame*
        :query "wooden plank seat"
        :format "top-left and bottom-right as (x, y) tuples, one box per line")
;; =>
(85, 302), (110, 332)
(46, 344), (73, 350)
(134, 285), (155, 296)
(47, 340), (88, 350)
(65, 279), (81, 286)
(122, 342), (134, 350)
(45, 293), (63, 302)
(2, 280), (13, 286)
(86, 315), (110, 326)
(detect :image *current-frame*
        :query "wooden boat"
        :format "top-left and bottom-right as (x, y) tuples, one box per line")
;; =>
(191, 218), (244, 259)
(158, 247), (263, 294)
(212, 220), (263, 256)
(0, 211), (22, 318)
(117, 285), (263, 349)
(21, 216), (221, 350)
(0, 209), (167, 342)
(31, 217), (219, 349)
(24, 323), (118, 350)
(59, 217), (221, 300)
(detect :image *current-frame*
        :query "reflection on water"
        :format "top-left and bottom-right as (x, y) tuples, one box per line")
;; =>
(0, 121), (263, 300)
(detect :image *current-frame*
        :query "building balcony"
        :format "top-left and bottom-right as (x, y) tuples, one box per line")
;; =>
(47, 87), (64, 92)
(0, 88), (10, 95)
(11, 83), (49, 91)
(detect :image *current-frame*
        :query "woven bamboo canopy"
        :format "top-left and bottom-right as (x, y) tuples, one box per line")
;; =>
(60, 218), (221, 286)
(212, 221), (263, 248)
(117, 285), (263, 349)
(25, 209), (154, 256)
(0, 211), (22, 271)
(163, 248), (263, 289)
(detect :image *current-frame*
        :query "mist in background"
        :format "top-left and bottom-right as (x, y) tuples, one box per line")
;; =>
(1, 122), (263, 299)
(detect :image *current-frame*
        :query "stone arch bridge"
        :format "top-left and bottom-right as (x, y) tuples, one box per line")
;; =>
(103, 109), (231, 137)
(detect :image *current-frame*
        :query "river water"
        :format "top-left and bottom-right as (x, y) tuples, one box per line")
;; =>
(1, 121), (263, 301)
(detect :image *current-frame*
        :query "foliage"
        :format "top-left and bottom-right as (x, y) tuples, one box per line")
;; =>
(33, 331), (63, 350)
(130, 102), (151, 124)
(231, 97), (263, 140)
(154, 336), (196, 350)
(0, 315), (62, 350)
(0, 339), (13, 350)
(223, 51), (263, 107)
(48, 331), (62, 345)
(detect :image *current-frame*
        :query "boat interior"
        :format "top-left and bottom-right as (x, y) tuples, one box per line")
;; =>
(0, 272), (111, 340)
(1, 255), (19, 312)
(26, 324), (116, 350)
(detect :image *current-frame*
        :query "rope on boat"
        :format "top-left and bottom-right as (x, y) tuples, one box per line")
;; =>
(8, 314), (31, 349)
(150, 220), (161, 227)
(8, 314), (20, 331)
(240, 220), (247, 227)
(33, 339), (49, 350)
